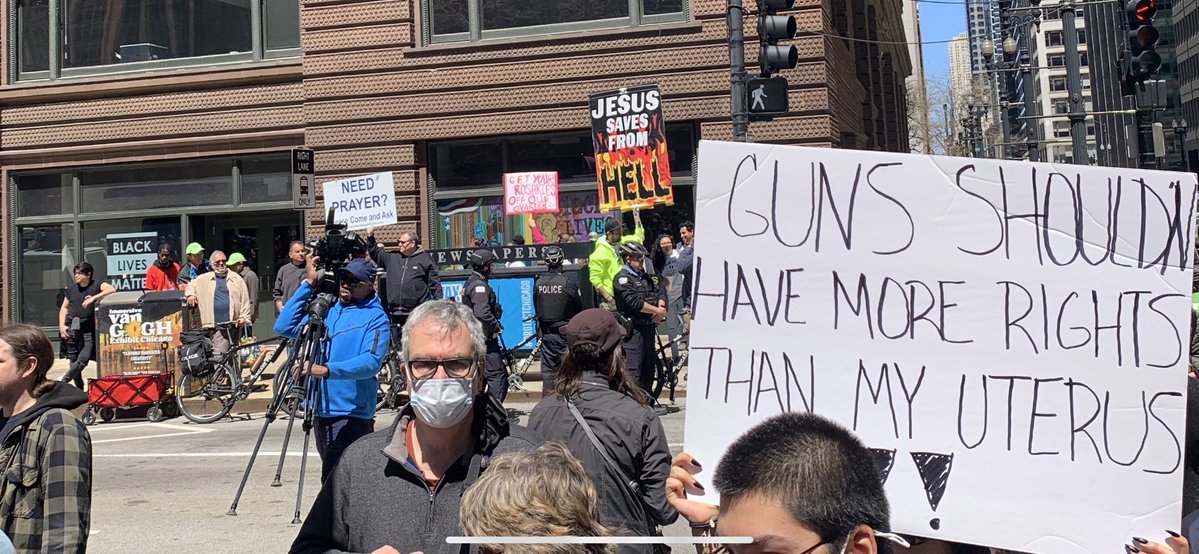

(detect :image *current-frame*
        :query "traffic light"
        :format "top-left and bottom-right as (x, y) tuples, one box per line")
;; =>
(1125, 0), (1161, 83)
(758, 0), (798, 77)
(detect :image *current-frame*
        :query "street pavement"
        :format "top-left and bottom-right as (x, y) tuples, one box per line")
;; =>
(86, 396), (693, 553)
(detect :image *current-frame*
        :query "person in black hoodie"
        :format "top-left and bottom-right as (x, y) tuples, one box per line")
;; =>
(366, 229), (443, 328)
(0, 324), (90, 553)
(529, 308), (677, 553)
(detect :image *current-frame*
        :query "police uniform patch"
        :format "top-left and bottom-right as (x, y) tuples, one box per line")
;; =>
(475, 286), (486, 293)
(618, 277), (629, 285)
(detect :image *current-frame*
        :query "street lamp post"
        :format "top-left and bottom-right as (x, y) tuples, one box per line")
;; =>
(1172, 119), (1190, 172)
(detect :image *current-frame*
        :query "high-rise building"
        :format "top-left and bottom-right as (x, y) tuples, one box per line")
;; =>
(903, 1), (932, 153)
(949, 31), (975, 147)
(1173, 0), (1198, 169)
(1032, 1), (1096, 164)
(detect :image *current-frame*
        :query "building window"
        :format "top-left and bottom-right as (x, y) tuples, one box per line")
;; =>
(1048, 54), (1065, 68)
(428, 124), (698, 248)
(1046, 31), (1063, 46)
(1050, 76), (1067, 92)
(424, 0), (687, 43)
(13, 0), (300, 81)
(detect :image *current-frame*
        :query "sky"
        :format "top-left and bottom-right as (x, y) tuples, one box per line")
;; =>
(918, 0), (967, 80)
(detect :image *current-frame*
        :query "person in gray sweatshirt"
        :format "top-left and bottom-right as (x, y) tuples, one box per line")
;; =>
(273, 241), (307, 314)
(290, 300), (542, 554)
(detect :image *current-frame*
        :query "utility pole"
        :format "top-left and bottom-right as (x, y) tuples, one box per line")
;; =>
(729, 0), (749, 141)
(1021, 61), (1041, 162)
(1060, 1), (1089, 164)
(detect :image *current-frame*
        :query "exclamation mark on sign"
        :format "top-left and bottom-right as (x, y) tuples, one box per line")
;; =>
(910, 451), (954, 530)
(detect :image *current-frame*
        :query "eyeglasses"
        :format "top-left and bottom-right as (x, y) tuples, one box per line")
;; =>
(211, 260), (227, 265)
(398, 239), (415, 245)
(339, 277), (363, 287)
(407, 357), (476, 379)
(708, 537), (831, 554)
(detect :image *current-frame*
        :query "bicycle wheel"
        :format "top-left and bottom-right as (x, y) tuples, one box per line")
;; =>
(376, 355), (406, 411)
(175, 365), (238, 424)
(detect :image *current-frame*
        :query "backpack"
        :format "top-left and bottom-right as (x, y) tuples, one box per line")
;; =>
(179, 329), (213, 377)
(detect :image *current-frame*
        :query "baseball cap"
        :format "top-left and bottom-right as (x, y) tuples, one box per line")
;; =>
(185, 242), (205, 255)
(226, 253), (247, 266)
(337, 258), (376, 283)
(561, 309), (626, 355)
(604, 217), (624, 234)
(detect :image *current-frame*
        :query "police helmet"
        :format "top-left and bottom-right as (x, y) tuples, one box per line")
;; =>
(467, 248), (496, 269)
(617, 241), (649, 259)
(543, 246), (565, 266)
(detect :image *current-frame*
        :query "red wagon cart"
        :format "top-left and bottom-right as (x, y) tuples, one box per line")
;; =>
(84, 290), (187, 425)
(82, 372), (178, 424)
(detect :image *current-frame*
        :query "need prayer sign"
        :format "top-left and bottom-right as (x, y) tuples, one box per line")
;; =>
(682, 140), (1197, 554)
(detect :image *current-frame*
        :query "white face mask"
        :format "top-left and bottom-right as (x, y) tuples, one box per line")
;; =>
(410, 378), (474, 429)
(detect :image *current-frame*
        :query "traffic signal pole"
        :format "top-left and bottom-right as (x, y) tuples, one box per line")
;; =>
(728, 0), (750, 142)
(1060, 1), (1090, 164)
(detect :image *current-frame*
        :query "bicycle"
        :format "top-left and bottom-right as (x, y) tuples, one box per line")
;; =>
(376, 323), (407, 411)
(175, 322), (288, 424)
(499, 315), (541, 392)
(651, 333), (689, 405)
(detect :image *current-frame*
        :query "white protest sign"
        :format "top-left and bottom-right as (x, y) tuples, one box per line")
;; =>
(504, 171), (559, 215)
(683, 141), (1197, 553)
(105, 231), (157, 281)
(322, 172), (397, 230)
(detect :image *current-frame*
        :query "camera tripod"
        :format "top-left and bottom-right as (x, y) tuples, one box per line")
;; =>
(226, 291), (333, 524)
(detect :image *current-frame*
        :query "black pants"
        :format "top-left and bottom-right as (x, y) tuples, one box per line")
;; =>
(62, 328), (95, 389)
(539, 332), (567, 397)
(315, 415), (375, 482)
(484, 337), (507, 403)
(623, 323), (657, 394)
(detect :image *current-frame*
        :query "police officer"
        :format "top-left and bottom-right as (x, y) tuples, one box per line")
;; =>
(613, 241), (666, 394)
(461, 248), (507, 402)
(532, 246), (582, 397)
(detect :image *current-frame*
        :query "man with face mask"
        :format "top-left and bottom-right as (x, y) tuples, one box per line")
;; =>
(274, 256), (389, 481)
(144, 243), (181, 291)
(290, 300), (542, 554)
(185, 250), (251, 360)
(460, 248), (507, 403)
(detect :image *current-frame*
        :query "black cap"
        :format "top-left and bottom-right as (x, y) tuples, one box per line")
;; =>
(604, 217), (624, 233)
(562, 309), (626, 354)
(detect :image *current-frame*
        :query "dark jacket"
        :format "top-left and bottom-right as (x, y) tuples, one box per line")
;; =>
(528, 373), (678, 552)
(273, 261), (307, 309)
(533, 270), (582, 332)
(0, 383), (91, 554)
(370, 246), (443, 317)
(614, 265), (665, 327)
(291, 400), (543, 554)
(461, 272), (502, 337)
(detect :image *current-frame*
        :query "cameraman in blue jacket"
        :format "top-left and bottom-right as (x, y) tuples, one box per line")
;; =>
(275, 255), (390, 481)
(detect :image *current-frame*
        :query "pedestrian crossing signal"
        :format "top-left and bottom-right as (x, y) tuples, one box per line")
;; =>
(746, 77), (789, 120)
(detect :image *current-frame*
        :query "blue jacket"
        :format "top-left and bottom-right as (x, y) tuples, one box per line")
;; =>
(274, 281), (390, 419)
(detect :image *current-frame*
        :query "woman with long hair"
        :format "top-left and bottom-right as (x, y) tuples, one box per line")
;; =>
(528, 309), (677, 553)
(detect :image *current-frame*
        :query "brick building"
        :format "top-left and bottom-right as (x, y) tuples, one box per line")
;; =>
(0, 0), (910, 334)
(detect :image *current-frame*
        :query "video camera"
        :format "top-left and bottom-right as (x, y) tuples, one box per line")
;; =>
(306, 207), (368, 275)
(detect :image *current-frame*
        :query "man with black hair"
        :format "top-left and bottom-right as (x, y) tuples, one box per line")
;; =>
(461, 248), (507, 402)
(57, 262), (115, 389)
(668, 412), (901, 554)
(677, 221), (695, 310)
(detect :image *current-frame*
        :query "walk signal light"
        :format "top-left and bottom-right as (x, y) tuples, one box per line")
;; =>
(1125, 0), (1161, 83)
(758, 0), (798, 77)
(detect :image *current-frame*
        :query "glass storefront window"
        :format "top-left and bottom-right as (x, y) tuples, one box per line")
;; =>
(431, 141), (504, 188)
(426, 0), (685, 42)
(263, 0), (301, 51)
(437, 190), (606, 249)
(81, 218), (181, 291)
(240, 156), (293, 204)
(430, 124), (697, 189)
(17, 223), (74, 327)
(80, 160), (233, 213)
(17, 0), (49, 74)
(15, 173), (73, 217)
(61, 0), (251, 69)
(431, 0), (469, 35)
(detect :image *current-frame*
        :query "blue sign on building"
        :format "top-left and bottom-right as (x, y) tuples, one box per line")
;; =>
(443, 276), (538, 351)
